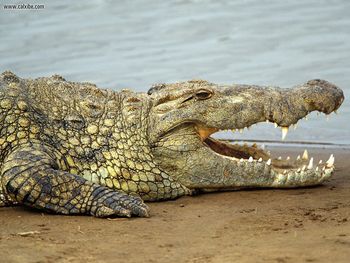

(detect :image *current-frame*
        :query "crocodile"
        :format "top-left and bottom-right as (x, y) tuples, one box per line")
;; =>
(0, 71), (344, 217)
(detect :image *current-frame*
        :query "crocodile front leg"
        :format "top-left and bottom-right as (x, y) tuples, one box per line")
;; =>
(0, 145), (149, 217)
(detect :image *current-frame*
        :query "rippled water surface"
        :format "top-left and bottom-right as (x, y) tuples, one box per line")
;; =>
(1, 0), (349, 144)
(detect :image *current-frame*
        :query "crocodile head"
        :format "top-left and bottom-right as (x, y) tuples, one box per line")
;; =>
(148, 79), (344, 190)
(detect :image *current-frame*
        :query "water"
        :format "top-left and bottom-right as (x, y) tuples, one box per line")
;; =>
(1, 0), (349, 145)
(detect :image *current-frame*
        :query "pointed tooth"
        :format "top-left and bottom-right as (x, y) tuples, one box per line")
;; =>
(302, 165), (306, 171)
(322, 166), (326, 171)
(248, 156), (253, 162)
(326, 115), (329, 121)
(307, 157), (313, 169)
(334, 110), (338, 114)
(231, 129), (236, 133)
(283, 170), (287, 174)
(296, 155), (301, 160)
(258, 158), (262, 162)
(319, 160), (323, 164)
(240, 158), (244, 162)
(316, 167), (319, 172)
(266, 159), (271, 165)
(293, 123), (298, 130)
(326, 154), (334, 167)
(261, 144), (265, 150)
(297, 168), (301, 172)
(266, 120), (269, 123)
(305, 115), (308, 121)
(302, 150), (308, 160)
(239, 129), (243, 133)
(274, 123), (278, 128)
(278, 156), (282, 160)
(281, 127), (289, 140)
(286, 156), (290, 160)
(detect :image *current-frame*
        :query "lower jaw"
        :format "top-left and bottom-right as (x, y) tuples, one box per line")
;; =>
(203, 137), (335, 175)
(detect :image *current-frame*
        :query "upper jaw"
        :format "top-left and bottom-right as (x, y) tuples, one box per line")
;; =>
(150, 79), (344, 148)
(201, 79), (344, 133)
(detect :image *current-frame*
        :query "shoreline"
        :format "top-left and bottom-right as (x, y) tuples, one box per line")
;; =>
(0, 146), (349, 263)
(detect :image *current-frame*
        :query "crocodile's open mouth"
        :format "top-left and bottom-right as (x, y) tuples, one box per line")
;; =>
(196, 122), (335, 176)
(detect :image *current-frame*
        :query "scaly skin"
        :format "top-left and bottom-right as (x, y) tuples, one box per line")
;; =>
(0, 71), (344, 217)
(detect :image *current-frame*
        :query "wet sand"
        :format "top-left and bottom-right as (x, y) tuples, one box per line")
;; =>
(0, 146), (349, 263)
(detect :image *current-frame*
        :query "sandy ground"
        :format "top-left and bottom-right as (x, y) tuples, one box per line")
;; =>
(0, 146), (349, 263)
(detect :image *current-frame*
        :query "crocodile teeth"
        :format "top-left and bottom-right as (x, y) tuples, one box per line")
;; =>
(266, 159), (271, 165)
(281, 127), (288, 140)
(274, 123), (278, 128)
(286, 156), (290, 160)
(266, 120), (269, 123)
(307, 157), (313, 169)
(248, 156), (253, 162)
(283, 170), (287, 174)
(319, 160), (323, 164)
(296, 155), (301, 160)
(258, 158), (262, 162)
(293, 123), (298, 130)
(239, 129), (243, 133)
(240, 158), (244, 162)
(297, 168), (301, 172)
(326, 154), (334, 167)
(302, 165), (306, 171)
(316, 167), (319, 172)
(277, 156), (282, 160)
(261, 144), (265, 150)
(302, 149), (308, 160)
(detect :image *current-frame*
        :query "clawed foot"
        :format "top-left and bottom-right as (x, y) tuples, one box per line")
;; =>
(90, 188), (149, 218)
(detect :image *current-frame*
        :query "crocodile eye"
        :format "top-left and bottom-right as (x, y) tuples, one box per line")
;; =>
(195, 90), (212, 100)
